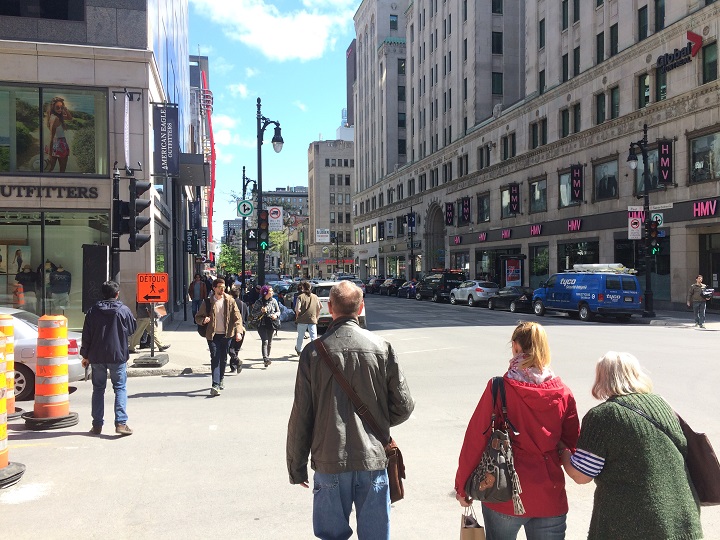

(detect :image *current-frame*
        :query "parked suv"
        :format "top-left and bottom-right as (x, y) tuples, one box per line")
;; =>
(415, 270), (467, 302)
(532, 263), (643, 321)
(379, 278), (405, 296)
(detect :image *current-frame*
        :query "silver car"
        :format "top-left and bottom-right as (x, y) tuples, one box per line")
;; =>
(3, 308), (85, 401)
(449, 280), (500, 307)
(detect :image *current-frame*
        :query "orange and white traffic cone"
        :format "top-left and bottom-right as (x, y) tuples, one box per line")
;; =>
(22, 316), (78, 430)
(0, 332), (26, 489)
(0, 315), (21, 419)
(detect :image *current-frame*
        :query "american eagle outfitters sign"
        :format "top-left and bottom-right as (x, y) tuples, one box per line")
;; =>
(153, 105), (179, 177)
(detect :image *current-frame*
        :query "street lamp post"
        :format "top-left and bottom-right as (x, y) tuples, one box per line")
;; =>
(334, 232), (340, 276)
(408, 206), (415, 281)
(256, 97), (283, 285)
(626, 123), (655, 317)
(240, 165), (257, 296)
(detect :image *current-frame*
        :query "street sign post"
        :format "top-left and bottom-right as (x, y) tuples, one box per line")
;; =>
(268, 206), (283, 231)
(628, 217), (642, 240)
(136, 273), (169, 303)
(237, 199), (254, 218)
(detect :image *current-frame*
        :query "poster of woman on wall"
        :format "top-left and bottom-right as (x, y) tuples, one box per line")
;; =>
(0, 245), (7, 274)
(10, 245), (31, 275)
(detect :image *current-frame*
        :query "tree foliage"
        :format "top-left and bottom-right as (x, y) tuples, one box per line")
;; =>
(217, 244), (242, 274)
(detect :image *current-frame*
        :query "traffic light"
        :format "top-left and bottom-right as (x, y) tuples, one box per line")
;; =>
(257, 209), (269, 251)
(129, 178), (152, 251)
(648, 219), (660, 255)
(246, 228), (258, 251)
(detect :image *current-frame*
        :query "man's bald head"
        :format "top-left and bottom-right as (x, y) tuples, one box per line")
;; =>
(328, 280), (364, 319)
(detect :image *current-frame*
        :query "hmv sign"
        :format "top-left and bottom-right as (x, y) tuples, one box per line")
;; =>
(658, 140), (673, 185)
(570, 164), (583, 203)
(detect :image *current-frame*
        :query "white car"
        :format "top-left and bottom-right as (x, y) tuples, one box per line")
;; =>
(2, 308), (85, 401)
(313, 281), (367, 332)
(449, 280), (500, 307)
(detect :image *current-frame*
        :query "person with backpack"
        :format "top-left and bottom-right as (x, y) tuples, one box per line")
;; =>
(293, 281), (320, 356)
(251, 285), (280, 367)
(195, 278), (244, 396)
(228, 288), (249, 373)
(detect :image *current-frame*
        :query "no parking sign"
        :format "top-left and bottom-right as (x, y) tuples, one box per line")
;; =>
(628, 217), (642, 240)
(268, 206), (283, 231)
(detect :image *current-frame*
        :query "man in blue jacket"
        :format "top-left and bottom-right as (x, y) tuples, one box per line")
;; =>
(80, 281), (137, 436)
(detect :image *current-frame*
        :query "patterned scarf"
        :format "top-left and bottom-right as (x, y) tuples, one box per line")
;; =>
(506, 352), (555, 384)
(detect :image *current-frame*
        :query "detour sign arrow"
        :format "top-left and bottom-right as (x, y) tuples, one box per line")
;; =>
(136, 272), (169, 303)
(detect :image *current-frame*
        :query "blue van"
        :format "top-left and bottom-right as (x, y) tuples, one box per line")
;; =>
(532, 264), (643, 321)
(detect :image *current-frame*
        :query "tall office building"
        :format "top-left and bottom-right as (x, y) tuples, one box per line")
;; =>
(351, 0), (720, 309)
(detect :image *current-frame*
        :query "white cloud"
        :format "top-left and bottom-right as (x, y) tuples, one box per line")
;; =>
(245, 67), (259, 78)
(197, 44), (214, 55)
(211, 114), (236, 130)
(212, 56), (235, 76)
(189, 0), (356, 62)
(227, 83), (250, 98)
(293, 100), (307, 112)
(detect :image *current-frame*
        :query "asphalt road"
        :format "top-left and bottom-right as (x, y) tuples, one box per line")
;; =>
(3, 295), (720, 539)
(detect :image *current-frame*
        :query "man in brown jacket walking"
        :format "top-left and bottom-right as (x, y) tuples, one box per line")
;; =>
(195, 278), (244, 396)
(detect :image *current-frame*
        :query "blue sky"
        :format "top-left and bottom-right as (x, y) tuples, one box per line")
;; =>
(188, 0), (360, 240)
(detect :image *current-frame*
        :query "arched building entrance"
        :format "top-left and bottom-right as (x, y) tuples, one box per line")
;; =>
(423, 203), (446, 273)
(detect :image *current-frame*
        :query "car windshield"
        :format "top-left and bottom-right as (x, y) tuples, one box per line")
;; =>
(478, 282), (499, 288)
(10, 310), (40, 328)
(314, 285), (333, 298)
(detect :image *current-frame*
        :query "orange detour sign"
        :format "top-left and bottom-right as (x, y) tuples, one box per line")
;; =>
(137, 273), (169, 303)
(22, 316), (79, 430)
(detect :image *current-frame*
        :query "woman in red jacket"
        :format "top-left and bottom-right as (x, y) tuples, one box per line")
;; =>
(455, 321), (580, 540)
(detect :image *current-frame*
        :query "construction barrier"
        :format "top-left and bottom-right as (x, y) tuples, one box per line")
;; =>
(0, 315), (20, 419)
(22, 316), (78, 430)
(0, 331), (26, 489)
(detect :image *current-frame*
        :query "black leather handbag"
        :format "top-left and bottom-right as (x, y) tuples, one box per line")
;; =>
(465, 377), (525, 515)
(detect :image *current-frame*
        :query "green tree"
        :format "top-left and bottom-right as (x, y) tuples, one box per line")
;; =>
(217, 244), (242, 274)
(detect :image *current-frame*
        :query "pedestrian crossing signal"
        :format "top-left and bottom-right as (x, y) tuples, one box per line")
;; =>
(258, 209), (269, 251)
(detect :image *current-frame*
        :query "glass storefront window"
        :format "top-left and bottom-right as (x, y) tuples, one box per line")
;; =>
(557, 241), (599, 272)
(690, 131), (720, 183)
(450, 251), (470, 274)
(0, 210), (110, 329)
(530, 245), (549, 289)
(614, 238), (669, 301)
(529, 178), (547, 213)
(0, 85), (108, 175)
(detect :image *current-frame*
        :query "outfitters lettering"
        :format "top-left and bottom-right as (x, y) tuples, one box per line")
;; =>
(0, 185), (99, 199)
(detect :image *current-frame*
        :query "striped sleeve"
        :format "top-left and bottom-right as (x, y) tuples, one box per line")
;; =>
(570, 449), (605, 477)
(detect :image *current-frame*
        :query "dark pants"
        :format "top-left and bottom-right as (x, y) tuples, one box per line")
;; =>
(229, 332), (245, 369)
(258, 325), (274, 361)
(208, 334), (231, 386)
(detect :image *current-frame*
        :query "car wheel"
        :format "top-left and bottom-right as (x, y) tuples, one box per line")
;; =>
(15, 363), (35, 401)
(450, 294), (456, 305)
(510, 301), (517, 313)
(578, 303), (593, 322)
(467, 296), (475, 307)
(396, 290), (402, 297)
(415, 292), (422, 301)
(487, 298), (494, 310)
(432, 293), (439, 303)
(533, 300), (545, 316)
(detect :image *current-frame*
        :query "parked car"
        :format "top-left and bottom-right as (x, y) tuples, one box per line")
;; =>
(367, 276), (386, 294)
(313, 281), (367, 332)
(415, 270), (467, 302)
(487, 286), (535, 312)
(282, 281), (301, 308)
(351, 279), (366, 297)
(449, 280), (499, 307)
(267, 281), (291, 305)
(532, 264), (643, 321)
(396, 281), (417, 298)
(379, 278), (405, 296)
(5, 308), (84, 401)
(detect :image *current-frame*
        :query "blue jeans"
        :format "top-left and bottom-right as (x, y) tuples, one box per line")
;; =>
(90, 362), (128, 427)
(191, 298), (202, 317)
(296, 323), (317, 353)
(482, 506), (566, 540)
(208, 334), (231, 386)
(312, 470), (390, 540)
(693, 301), (706, 326)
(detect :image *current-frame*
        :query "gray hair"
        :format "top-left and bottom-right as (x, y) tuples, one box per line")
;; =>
(592, 351), (653, 400)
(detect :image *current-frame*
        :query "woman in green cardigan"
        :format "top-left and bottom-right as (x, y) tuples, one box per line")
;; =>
(559, 352), (703, 540)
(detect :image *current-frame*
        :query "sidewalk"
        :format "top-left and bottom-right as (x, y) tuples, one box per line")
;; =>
(126, 311), (303, 378)
(126, 307), (719, 378)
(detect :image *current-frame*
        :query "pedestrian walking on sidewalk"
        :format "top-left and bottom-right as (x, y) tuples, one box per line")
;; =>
(686, 274), (710, 328)
(455, 321), (579, 539)
(287, 280), (415, 540)
(251, 285), (280, 367)
(228, 288), (249, 373)
(80, 280), (137, 436)
(195, 278), (244, 396)
(188, 273), (208, 317)
(128, 302), (170, 353)
(559, 351), (703, 540)
(294, 281), (320, 356)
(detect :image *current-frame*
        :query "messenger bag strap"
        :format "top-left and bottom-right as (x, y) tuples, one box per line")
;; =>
(315, 339), (390, 446)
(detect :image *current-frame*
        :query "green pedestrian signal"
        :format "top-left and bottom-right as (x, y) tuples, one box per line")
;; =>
(259, 240), (269, 250)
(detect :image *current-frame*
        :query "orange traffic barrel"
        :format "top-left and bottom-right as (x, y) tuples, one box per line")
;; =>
(0, 315), (19, 420)
(0, 329), (26, 489)
(22, 316), (78, 430)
